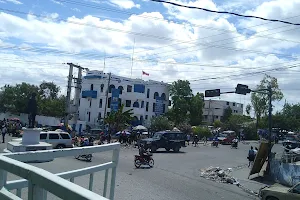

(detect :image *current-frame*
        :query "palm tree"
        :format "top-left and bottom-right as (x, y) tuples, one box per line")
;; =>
(104, 104), (134, 134)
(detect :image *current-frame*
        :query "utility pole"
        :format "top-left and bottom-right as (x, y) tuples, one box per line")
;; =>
(65, 64), (73, 128)
(73, 67), (83, 128)
(65, 63), (86, 131)
(103, 73), (111, 132)
(267, 85), (273, 174)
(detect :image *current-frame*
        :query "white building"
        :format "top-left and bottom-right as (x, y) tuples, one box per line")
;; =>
(78, 70), (169, 127)
(203, 100), (243, 124)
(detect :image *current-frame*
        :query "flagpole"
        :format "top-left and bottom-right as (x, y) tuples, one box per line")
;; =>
(131, 38), (135, 78)
(141, 71), (143, 80)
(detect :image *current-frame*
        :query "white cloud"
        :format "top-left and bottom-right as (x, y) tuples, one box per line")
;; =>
(1, 0), (300, 111)
(0, 0), (22, 4)
(51, 0), (63, 5)
(109, 0), (140, 9)
(71, 8), (81, 12)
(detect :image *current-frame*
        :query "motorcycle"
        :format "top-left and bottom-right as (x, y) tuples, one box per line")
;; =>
(134, 153), (154, 168)
(211, 140), (219, 147)
(231, 142), (238, 149)
(75, 154), (92, 162)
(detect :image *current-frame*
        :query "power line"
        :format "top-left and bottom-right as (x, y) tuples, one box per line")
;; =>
(186, 63), (300, 82)
(150, 0), (300, 26)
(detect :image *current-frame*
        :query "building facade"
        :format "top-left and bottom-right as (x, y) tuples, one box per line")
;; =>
(78, 70), (169, 127)
(203, 100), (243, 124)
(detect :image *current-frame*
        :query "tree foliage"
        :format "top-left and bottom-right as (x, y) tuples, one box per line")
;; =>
(167, 80), (204, 126)
(251, 75), (283, 125)
(150, 116), (173, 132)
(177, 122), (192, 134)
(246, 104), (251, 116)
(0, 82), (66, 117)
(192, 126), (211, 138)
(189, 92), (204, 126)
(213, 120), (222, 128)
(104, 104), (133, 133)
(222, 107), (232, 122)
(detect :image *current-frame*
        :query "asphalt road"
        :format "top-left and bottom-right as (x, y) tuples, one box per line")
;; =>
(0, 136), (282, 200)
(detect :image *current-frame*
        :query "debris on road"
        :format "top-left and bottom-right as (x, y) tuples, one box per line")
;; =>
(200, 166), (259, 197)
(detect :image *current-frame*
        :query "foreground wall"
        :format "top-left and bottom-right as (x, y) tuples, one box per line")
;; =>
(270, 160), (300, 187)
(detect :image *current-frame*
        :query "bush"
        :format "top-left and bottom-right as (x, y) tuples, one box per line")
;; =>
(192, 126), (211, 138)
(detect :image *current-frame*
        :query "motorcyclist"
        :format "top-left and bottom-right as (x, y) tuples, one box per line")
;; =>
(212, 136), (219, 146)
(139, 144), (150, 159)
(232, 137), (238, 147)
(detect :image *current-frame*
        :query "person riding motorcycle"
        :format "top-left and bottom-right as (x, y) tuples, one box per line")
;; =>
(212, 137), (219, 147)
(139, 144), (151, 159)
(232, 137), (238, 148)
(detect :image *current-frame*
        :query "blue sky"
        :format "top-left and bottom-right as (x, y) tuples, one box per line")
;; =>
(0, 0), (300, 113)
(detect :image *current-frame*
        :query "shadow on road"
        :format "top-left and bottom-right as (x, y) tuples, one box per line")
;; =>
(153, 151), (186, 154)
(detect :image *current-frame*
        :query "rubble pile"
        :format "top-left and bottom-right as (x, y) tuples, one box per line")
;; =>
(200, 166), (239, 185)
(200, 166), (259, 197)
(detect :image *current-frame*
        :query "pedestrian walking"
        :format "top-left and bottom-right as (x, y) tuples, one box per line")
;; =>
(186, 134), (190, 145)
(247, 146), (255, 168)
(2, 125), (7, 143)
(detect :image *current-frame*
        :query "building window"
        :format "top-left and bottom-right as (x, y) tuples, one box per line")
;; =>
(154, 92), (159, 99)
(108, 97), (111, 108)
(107, 112), (110, 116)
(118, 98), (122, 107)
(126, 100), (131, 107)
(88, 112), (91, 122)
(89, 100), (92, 108)
(98, 112), (101, 120)
(226, 102), (229, 105)
(147, 89), (150, 98)
(216, 116), (219, 119)
(204, 115), (208, 119)
(118, 86), (123, 94)
(141, 101), (144, 108)
(163, 104), (165, 113)
(140, 116), (143, 122)
(109, 85), (115, 93)
(233, 102), (236, 106)
(90, 84), (94, 91)
(79, 99), (80, 106)
(99, 99), (102, 108)
(100, 84), (104, 92)
(133, 101), (139, 108)
(146, 102), (149, 112)
(161, 93), (166, 100)
(145, 115), (148, 120)
(153, 103), (156, 112)
(127, 85), (132, 92)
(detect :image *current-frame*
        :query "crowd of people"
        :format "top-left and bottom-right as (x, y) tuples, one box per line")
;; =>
(0, 118), (23, 143)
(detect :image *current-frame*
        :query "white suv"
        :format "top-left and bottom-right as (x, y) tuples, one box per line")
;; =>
(40, 131), (73, 149)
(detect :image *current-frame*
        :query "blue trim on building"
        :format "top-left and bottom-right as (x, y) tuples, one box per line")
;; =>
(84, 75), (103, 79)
(82, 90), (98, 98)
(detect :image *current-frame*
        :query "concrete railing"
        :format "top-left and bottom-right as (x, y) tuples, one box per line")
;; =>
(0, 143), (120, 200)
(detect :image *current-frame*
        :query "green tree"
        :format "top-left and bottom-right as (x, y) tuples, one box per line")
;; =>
(192, 126), (211, 138)
(177, 122), (192, 134)
(104, 104), (134, 133)
(150, 116), (173, 132)
(246, 104), (251, 116)
(251, 75), (283, 128)
(0, 83), (39, 114)
(39, 81), (60, 100)
(222, 107), (232, 122)
(168, 80), (192, 125)
(213, 120), (222, 128)
(189, 92), (204, 126)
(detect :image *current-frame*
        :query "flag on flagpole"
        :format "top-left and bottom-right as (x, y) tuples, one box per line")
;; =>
(142, 71), (149, 76)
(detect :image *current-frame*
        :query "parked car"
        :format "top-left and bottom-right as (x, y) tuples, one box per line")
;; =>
(140, 131), (186, 152)
(259, 183), (300, 200)
(40, 131), (74, 149)
(217, 131), (236, 145)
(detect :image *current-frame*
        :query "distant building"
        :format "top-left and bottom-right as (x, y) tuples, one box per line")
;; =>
(203, 100), (243, 124)
(78, 70), (169, 128)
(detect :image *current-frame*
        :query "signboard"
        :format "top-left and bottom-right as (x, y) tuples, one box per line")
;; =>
(155, 96), (164, 116)
(111, 88), (120, 112)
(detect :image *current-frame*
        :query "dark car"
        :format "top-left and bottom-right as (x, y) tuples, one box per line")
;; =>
(282, 135), (300, 151)
(140, 131), (186, 153)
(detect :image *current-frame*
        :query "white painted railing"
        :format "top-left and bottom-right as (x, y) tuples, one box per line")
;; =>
(0, 143), (120, 200)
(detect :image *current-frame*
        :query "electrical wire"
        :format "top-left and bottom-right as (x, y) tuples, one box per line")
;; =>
(150, 0), (300, 26)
